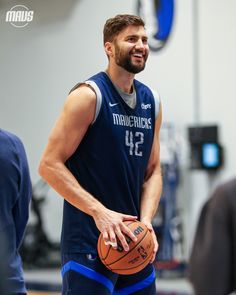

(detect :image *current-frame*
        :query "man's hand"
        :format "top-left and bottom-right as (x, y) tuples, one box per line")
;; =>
(93, 208), (138, 252)
(141, 219), (158, 263)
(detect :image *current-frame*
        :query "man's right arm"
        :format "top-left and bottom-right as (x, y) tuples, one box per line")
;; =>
(39, 86), (101, 215)
(39, 86), (137, 250)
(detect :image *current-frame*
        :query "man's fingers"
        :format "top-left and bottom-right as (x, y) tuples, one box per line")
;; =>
(103, 230), (117, 248)
(120, 223), (138, 243)
(102, 231), (109, 246)
(105, 240), (118, 247)
(114, 226), (129, 251)
(123, 214), (137, 221)
(150, 241), (158, 263)
(150, 231), (158, 263)
(151, 231), (159, 251)
(106, 229), (117, 249)
(142, 220), (153, 231)
(150, 253), (156, 263)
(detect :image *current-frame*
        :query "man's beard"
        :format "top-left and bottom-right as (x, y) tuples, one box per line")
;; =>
(114, 44), (148, 74)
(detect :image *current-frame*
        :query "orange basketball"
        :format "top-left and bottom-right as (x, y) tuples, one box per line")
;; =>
(97, 220), (154, 275)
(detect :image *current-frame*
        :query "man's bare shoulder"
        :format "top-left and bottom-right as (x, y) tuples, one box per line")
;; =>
(64, 83), (97, 124)
(69, 83), (97, 102)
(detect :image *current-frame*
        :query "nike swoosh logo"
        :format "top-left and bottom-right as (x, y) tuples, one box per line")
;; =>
(109, 102), (119, 107)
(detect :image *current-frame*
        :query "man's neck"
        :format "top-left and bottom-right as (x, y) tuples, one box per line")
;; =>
(106, 66), (135, 94)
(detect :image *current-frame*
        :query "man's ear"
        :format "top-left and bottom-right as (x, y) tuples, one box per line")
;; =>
(104, 42), (114, 58)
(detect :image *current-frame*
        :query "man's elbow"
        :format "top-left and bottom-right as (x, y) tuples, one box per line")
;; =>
(38, 157), (51, 180)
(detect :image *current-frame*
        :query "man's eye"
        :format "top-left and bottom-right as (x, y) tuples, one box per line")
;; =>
(128, 37), (136, 42)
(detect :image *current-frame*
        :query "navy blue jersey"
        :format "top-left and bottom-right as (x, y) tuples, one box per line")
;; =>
(62, 72), (160, 254)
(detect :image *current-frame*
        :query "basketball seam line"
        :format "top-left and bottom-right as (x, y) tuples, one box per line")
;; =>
(106, 229), (149, 267)
(111, 247), (154, 271)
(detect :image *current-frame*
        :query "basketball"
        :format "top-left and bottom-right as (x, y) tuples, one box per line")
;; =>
(97, 220), (154, 275)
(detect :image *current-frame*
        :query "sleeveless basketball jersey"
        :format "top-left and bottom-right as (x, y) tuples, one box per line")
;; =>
(62, 72), (160, 254)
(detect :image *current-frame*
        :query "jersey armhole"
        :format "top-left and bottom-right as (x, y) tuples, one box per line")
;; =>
(150, 88), (161, 119)
(84, 80), (102, 124)
(69, 81), (102, 124)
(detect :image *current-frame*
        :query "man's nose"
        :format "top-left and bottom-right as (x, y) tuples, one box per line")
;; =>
(135, 39), (145, 49)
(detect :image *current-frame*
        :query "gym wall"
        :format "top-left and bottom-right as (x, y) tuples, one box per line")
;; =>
(0, 0), (235, 255)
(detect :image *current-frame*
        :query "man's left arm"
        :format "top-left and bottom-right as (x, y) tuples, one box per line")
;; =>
(140, 104), (162, 262)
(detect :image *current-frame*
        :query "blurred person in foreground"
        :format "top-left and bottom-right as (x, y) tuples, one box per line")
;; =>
(0, 129), (32, 295)
(189, 178), (236, 295)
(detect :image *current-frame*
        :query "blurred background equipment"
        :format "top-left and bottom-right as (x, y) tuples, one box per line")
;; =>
(188, 125), (223, 171)
(153, 123), (187, 278)
(137, 0), (174, 51)
(20, 179), (61, 269)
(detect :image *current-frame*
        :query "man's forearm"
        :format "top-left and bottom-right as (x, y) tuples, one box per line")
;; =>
(140, 171), (162, 223)
(39, 159), (105, 217)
